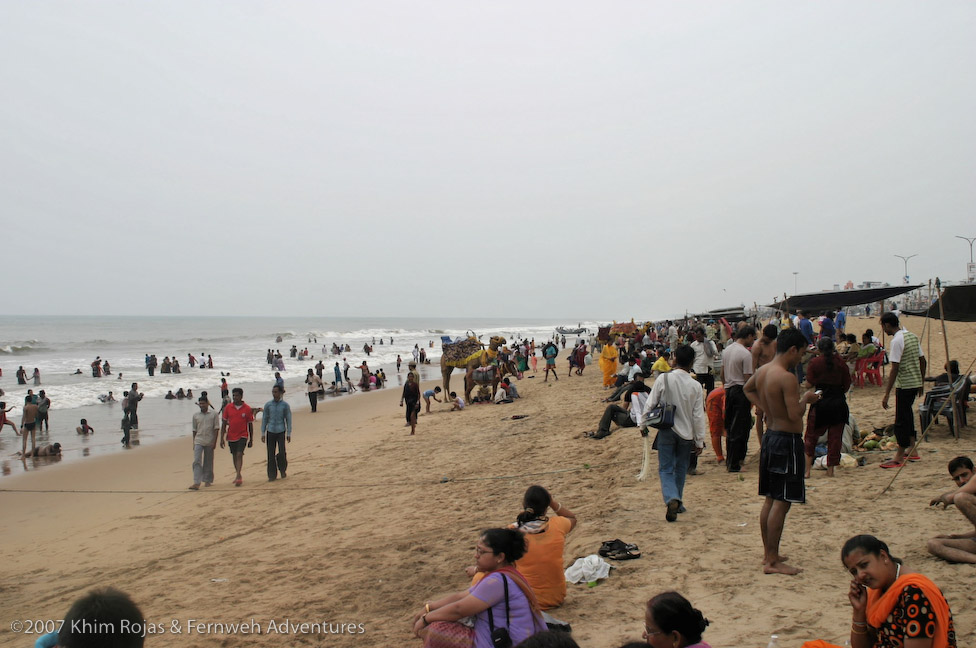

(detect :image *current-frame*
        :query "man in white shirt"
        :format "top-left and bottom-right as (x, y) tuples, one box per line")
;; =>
(641, 345), (706, 521)
(690, 328), (718, 394)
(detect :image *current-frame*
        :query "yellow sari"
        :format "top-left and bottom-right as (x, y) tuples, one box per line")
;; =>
(599, 344), (619, 387)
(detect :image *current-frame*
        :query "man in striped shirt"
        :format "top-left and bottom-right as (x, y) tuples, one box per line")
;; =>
(880, 312), (926, 468)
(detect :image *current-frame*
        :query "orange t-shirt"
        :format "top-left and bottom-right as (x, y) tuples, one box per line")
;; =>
(514, 516), (573, 609)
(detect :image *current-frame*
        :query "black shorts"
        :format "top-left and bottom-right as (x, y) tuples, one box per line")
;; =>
(228, 439), (248, 455)
(758, 431), (805, 503)
(23, 422), (36, 432)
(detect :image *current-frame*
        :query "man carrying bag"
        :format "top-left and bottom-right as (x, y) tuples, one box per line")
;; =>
(641, 345), (707, 522)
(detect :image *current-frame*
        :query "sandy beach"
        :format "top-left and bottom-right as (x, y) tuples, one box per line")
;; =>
(2, 315), (975, 647)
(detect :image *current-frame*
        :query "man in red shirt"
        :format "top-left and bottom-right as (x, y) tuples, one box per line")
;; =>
(220, 387), (254, 487)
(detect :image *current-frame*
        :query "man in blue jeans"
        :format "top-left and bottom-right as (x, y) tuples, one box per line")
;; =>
(262, 385), (292, 482)
(642, 345), (706, 522)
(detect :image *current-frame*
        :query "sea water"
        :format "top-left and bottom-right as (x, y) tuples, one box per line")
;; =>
(0, 316), (598, 478)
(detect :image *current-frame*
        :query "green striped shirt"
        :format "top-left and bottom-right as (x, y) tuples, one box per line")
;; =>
(893, 330), (923, 389)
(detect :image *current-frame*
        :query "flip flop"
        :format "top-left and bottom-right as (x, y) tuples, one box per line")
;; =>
(234, 478), (243, 486)
(607, 548), (641, 560)
(879, 460), (904, 469)
(907, 454), (922, 462)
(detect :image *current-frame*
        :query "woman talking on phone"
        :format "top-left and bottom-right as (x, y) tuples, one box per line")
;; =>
(842, 534), (957, 648)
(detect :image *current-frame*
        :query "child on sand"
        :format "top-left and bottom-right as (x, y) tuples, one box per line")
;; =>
(450, 392), (464, 411)
(423, 386), (442, 413)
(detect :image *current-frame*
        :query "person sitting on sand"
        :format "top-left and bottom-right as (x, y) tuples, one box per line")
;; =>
(842, 534), (957, 647)
(585, 374), (650, 439)
(450, 391), (464, 410)
(76, 418), (95, 435)
(423, 386), (442, 413)
(412, 528), (546, 646)
(927, 456), (976, 564)
(467, 486), (577, 610)
(641, 591), (712, 648)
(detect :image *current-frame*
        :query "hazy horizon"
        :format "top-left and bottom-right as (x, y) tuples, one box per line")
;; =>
(3, 1), (974, 319)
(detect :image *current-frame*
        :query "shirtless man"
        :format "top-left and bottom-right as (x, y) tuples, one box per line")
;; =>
(750, 324), (779, 443)
(744, 328), (820, 575)
(21, 442), (61, 458)
(926, 456), (976, 563)
(20, 395), (40, 457)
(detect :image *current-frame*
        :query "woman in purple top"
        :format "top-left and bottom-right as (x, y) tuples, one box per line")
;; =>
(413, 528), (545, 648)
(643, 591), (712, 648)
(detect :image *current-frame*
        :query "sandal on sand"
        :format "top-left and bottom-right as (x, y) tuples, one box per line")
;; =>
(607, 548), (641, 560)
(907, 454), (922, 462)
(188, 484), (200, 490)
(879, 460), (904, 469)
(234, 478), (243, 486)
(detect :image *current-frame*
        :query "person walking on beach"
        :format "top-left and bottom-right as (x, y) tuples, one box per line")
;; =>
(880, 312), (926, 468)
(262, 385), (291, 481)
(20, 395), (40, 457)
(334, 362), (343, 386)
(127, 383), (143, 430)
(744, 328), (819, 575)
(220, 387), (254, 487)
(342, 358), (350, 382)
(400, 372), (420, 435)
(0, 402), (19, 437)
(542, 342), (559, 382)
(643, 345), (706, 522)
(397, 355), (402, 373)
(305, 368), (323, 413)
(722, 326), (756, 472)
(189, 396), (219, 490)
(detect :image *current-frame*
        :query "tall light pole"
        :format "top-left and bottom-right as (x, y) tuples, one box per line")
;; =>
(792, 272), (798, 295)
(956, 235), (976, 263)
(894, 254), (917, 285)
(957, 236), (976, 283)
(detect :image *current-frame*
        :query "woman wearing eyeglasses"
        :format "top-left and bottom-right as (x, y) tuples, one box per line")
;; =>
(842, 534), (956, 648)
(642, 591), (711, 648)
(413, 528), (545, 648)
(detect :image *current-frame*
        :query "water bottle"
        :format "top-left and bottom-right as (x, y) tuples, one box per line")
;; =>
(766, 635), (779, 648)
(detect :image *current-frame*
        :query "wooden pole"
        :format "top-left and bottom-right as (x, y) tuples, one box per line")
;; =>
(926, 279), (932, 375)
(935, 278), (961, 438)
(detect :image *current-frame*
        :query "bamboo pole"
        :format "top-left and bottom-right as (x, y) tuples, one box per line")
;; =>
(926, 279), (932, 370)
(935, 278), (961, 438)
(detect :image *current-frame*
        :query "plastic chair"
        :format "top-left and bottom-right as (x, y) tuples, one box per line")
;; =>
(923, 377), (971, 436)
(854, 351), (884, 387)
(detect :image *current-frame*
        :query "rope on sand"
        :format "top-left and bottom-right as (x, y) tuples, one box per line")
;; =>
(0, 461), (630, 494)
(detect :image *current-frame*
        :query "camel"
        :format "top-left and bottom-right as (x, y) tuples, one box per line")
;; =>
(440, 335), (507, 402)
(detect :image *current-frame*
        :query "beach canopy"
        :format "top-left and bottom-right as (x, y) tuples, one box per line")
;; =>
(903, 283), (976, 322)
(768, 285), (922, 313)
(698, 306), (748, 322)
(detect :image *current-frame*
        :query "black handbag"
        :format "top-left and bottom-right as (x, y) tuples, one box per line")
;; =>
(486, 575), (513, 648)
(644, 373), (676, 430)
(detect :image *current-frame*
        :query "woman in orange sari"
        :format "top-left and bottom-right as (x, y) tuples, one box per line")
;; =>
(842, 534), (956, 648)
(599, 341), (619, 389)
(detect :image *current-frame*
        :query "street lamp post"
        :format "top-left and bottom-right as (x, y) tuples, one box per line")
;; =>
(894, 254), (917, 285)
(956, 235), (976, 263)
(956, 236), (976, 283)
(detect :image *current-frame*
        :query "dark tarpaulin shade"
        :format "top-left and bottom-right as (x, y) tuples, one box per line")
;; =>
(904, 284), (976, 322)
(768, 285), (922, 313)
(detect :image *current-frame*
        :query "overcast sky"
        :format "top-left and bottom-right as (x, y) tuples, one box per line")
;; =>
(2, 1), (974, 319)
